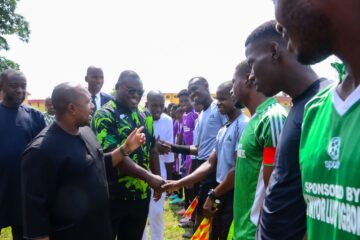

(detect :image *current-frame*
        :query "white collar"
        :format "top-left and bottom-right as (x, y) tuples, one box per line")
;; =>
(332, 85), (360, 116)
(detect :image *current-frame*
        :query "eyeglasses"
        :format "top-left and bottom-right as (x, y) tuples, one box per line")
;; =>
(123, 86), (144, 96)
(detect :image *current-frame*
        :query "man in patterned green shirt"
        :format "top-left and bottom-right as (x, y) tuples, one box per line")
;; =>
(43, 97), (55, 126)
(92, 70), (161, 240)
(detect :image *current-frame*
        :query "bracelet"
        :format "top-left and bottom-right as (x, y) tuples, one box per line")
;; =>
(119, 145), (130, 157)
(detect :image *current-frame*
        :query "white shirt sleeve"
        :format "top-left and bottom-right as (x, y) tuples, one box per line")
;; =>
(162, 116), (174, 163)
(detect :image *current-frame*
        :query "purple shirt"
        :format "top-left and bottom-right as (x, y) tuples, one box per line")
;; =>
(173, 119), (179, 143)
(182, 109), (198, 145)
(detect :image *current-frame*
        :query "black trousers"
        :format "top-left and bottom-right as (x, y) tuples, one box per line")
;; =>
(110, 198), (150, 240)
(210, 190), (234, 240)
(11, 225), (25, 240)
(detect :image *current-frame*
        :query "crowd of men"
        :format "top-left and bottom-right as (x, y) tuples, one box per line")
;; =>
(0, 0), (359, 239)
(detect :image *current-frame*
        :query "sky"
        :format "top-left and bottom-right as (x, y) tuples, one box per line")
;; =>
(3, 0), (339, 100)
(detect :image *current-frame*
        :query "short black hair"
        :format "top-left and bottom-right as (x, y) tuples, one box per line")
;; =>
(235, 60), (252, 79)
(116, 70), (140, 86)
(147, 90), (164, 102)
(177, 89), (189, 98)
(0, 69), (24, 89)
(188, 76), (208, 87)
(217, 81), (233, 93)
(51, 82), (83, 114)
(245, 20), (285, 47)
(168, 103), (175, 109)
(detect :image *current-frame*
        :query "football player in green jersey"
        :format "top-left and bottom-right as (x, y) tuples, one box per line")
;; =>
(244, 20), (330, 240)
(273, 0), (360, 239)
(231, 60), (287, 240)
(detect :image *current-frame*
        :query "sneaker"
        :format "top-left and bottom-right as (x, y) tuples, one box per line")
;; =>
(182, 230), (193, 239)
(179, 217), (190, 223)
(179, 220), (194, 228)
(169, 197), (184, 205)
(176, 208), (186, 215)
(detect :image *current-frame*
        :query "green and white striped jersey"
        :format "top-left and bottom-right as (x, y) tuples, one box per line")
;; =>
(233, 97), (287, 240)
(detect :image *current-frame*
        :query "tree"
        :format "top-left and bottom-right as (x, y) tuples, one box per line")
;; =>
(0, 0), (30, 72)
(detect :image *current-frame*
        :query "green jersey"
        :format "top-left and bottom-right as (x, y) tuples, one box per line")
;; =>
(233, 97), (287, 240)
(300, 85), (360, 239)
(92, 99), (155, 200)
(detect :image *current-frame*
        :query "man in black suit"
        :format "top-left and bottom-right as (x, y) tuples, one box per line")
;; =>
(85, 66), (113, 115)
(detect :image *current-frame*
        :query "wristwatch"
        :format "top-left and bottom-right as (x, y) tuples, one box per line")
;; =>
(207, 189), (217, 200)
(119, 145), (130, 157)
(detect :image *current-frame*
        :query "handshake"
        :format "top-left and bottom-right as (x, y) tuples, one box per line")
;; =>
(147, 174), (184, 201)
(148, 175), (218, 218)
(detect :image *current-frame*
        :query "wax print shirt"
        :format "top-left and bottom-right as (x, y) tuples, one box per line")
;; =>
(300, 84), (360, 240)
(194, 102), (228, 160)
(260, 80), (321, 240)
(43, 111), (55, 126)
(215, 113), (249, 183)
(233, 98), (287, 240)
(22, 124), (111, 240)
(0, 103), (45, 228)
(92, 99), (155, 200)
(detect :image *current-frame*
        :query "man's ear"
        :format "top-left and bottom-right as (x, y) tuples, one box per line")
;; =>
(85, 76), (89, 83)
(244, 73), (253, 88)
(68, 103), (77, 115)
(271, 41), (281, 61)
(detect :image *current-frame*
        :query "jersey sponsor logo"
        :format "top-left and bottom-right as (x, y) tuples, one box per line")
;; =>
(325, 137), (341, 170)
(237, 144), (246, 158)
(183, 126), (191, 132)
(304, 182), (360, 237)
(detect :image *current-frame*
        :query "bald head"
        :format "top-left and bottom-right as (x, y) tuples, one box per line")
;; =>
(116, 70), (141, 87)
(147, 90), (164, 103)
(217, 81), (233, 93)
(188, 76), (208, 89)
(147, 90), (165, 120)
(51, 82), (89, 114)
(0, 69), (26, 89)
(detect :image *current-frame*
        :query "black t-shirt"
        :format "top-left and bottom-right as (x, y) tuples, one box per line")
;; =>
(260, 80), (321, 240)
(22, 123), (112, 240)
(0, 104), (45, 228)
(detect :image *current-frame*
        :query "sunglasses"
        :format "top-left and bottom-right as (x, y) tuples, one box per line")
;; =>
(123, 86), (144, 96)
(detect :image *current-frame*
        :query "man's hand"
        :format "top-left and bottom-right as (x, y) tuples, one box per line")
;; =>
(147, 173), (165, 193)
(203, 196), (217, 218)
(124, 127), (146, 153)
(157, 139), (172, 154)
(153, 190), (162, 202)
(161, 180), (181, 192)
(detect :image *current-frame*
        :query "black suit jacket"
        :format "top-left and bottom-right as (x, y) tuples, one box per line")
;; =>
(100, 92), (113, 107)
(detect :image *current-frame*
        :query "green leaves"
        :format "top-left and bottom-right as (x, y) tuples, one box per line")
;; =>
(0, 56), (20, 72)
(0, 0), (30, 70)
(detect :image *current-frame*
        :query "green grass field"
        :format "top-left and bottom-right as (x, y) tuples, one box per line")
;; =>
(0, 198), (186, 240)
(161, 199), (187, 239)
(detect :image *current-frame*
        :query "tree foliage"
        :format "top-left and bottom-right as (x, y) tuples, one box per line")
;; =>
(0, 0), (30, 72)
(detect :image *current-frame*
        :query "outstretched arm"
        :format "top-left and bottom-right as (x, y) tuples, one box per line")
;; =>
(162, 151), (217, 192)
